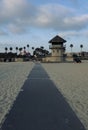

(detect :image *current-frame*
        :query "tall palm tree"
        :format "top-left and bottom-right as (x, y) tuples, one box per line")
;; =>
(9, 47), (13, 53)
(40, 46), (44, 50)
(32, 47), (34, 50)
(80, 44), (83, 52)
(23, 47), (26, 51)
(16, 47), (18, 53)
(23, 47), (26, 54)
(19, 48), (23, 55)
(32, 47), (34, 55)
(5, 47), (8, 53)
(27, 44), (29, 52)
(70, 44), (73, 53)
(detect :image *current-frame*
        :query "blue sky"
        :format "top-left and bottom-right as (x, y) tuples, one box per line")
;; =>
(0, 0), (88, 53)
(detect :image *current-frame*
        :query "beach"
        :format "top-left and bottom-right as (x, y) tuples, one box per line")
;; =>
(0, 61), (88, 129)
(0, 62), (34, 127)
(42, 61), (88, 130)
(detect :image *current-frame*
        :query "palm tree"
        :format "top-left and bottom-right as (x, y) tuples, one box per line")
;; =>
(23, 47), (26, 51)
(16, 47), (18, 53)
(70, 44), (73, 53)
(23, 47), (26, 54)
(27, 44), (29, 52)
(5, 47), (8, 53)
(40, 46), (44, 50)
(32, 47), (34, 56)
(32, 47), (34, 50)
(9, 47), (13, 53)
(80, 44), (83, 52)
(19, 48), (23, 55)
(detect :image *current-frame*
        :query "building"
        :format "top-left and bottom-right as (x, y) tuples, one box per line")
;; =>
(43, 35), (67, 62)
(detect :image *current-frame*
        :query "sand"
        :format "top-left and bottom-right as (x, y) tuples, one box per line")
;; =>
(0, 62), (34, 127)
(42, 61), (88, 130)
(0, 61), (88, 129)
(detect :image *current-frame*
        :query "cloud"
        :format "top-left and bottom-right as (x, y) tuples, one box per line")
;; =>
(0, 30), (8, 35)
(34, 4), (74, 28)
(33, 4), (88, 32)
(59, 30), (88, 39)
(0, 0), (88, 35)
(63, 14), (88, 30)
(59, 31), (80, 38)
(35, 4), (88, 31)
(7, 23), (27, 34)
(0, 0), (30, 24)
(0, 0), (35, 34)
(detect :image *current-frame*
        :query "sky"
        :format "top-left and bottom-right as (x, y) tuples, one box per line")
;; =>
(0, 0), (88, 53)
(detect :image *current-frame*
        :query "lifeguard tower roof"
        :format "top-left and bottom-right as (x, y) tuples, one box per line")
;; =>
(49, 35), (66, 43)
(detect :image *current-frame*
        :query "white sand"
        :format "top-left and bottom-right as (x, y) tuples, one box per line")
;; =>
(0, 62), (34, 127)
(42, 61), (88, 130)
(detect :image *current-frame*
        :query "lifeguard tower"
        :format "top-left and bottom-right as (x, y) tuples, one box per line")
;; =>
(49, 35), (66, 62)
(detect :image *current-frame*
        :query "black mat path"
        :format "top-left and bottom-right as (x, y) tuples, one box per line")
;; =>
(1, 63), (86, 130)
